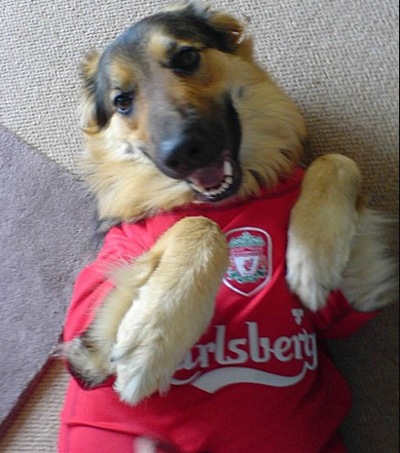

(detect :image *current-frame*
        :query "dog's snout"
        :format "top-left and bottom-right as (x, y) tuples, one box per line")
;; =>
(159, 134), (206, 178)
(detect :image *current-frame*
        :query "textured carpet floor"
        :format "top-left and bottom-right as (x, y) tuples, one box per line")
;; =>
(0, 0), (398, 451)
(0, 126), (100, 432)
(0, 360), (69, 453)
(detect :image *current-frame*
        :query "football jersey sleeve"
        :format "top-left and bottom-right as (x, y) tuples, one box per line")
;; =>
(312, 290), (379, 339)
(63, 224), (146, 342)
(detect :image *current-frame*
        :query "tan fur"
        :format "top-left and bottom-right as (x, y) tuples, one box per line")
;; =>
(287, 153), (397, 311)
(64, 3), (396, 406)
(81, 66), (305, 221)
(65, 216), (229, 399)
(80, 11), (306, 222)
(341, 209), (398, 312)
(112, 217), (229, 403)
(108, 55), (138, 91)
(286, 154), (363, 310)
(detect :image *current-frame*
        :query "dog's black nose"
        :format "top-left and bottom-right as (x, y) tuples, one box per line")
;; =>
(159, 134), (208, 179)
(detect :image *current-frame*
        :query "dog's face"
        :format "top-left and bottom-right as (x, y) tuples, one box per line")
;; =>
(81, 2), (306, 223)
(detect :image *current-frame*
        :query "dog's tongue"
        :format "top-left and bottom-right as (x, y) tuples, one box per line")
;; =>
(188, 163), (225, 189)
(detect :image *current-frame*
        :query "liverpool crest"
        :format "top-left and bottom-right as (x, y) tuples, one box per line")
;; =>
(223, 228), (272, 297)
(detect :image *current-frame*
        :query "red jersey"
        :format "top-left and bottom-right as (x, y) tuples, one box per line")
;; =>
(61, 167), (376, 453)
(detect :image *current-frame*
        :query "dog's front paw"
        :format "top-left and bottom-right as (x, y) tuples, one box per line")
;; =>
(286, 236), (349, 311)
(61, 334), (114, 388)
(110, 287), (215, 405)
(286, 154), (362, 311)
(110, 322), (180, 405)
(109, 217), (228, 404)
(286, 203), (360, 311)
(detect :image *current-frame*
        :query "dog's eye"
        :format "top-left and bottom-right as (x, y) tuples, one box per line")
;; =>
(114, 93), (134, 115)
(170, 47), (200, 74)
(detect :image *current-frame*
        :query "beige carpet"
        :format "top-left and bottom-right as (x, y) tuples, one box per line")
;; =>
(0, 361), (68, 453)
(0, 0), (398, 451)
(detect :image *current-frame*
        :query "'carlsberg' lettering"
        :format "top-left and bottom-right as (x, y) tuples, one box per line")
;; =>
(171, 322), (318, 392)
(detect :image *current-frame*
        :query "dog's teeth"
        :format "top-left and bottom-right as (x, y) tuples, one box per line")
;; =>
(190, 182), (205, 193)
(224, 160), (233, 176)
(189, 166), (235, 198)
(207, 185), (224, 196)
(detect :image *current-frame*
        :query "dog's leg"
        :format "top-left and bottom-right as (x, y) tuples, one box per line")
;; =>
(287, 153), (396, 311)
(286, 154), (363, 311)
(63, 217), (228, 396)
(62, 241), (164, 387)
(111, 216), (229, 404)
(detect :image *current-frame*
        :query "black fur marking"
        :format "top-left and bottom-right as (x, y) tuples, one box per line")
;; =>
(91, 6), (240, 129)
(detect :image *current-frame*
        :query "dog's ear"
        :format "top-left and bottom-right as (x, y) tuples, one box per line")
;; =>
(81, 49), (101, 86)
(206, 10), (246, 52)
(184, 2), (253, 58)
(167, 2), (248, 53)
(207, 10), (255, 61)
(80, 50), (111, 131)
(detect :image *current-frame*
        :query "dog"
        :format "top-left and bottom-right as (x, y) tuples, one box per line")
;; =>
(60, 2), (396, 452)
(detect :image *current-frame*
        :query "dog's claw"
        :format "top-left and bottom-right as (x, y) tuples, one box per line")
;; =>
(109, 343), (135, 363)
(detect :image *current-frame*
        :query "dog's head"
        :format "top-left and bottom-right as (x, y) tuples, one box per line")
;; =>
(80, 1), (306, 223)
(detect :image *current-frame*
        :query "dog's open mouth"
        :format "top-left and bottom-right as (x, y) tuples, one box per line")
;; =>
(186, 151), (241, 203)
